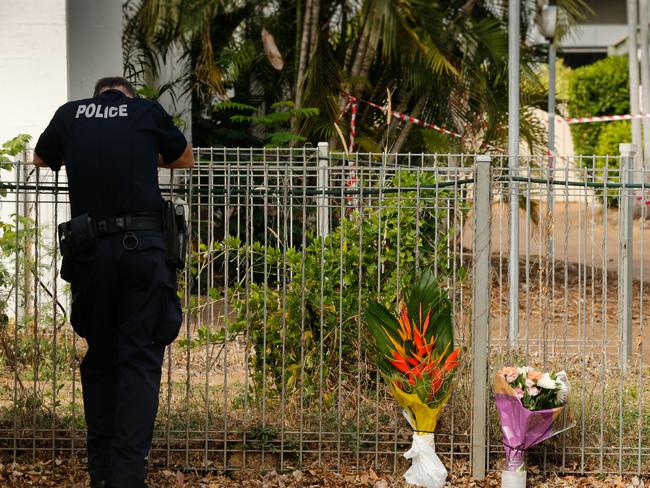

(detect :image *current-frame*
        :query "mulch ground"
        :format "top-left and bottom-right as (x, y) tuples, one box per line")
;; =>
(0, 458), (646, 487)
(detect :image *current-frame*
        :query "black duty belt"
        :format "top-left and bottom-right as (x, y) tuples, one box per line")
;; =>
(95, 212), (163, 237)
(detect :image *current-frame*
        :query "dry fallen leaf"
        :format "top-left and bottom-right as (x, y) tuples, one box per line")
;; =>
(261, 28), (284, 71)
(175, 470), (185, 485)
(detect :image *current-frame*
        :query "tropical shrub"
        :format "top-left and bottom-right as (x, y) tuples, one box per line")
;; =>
(595, 120), (631, 157)
(592, 121), (631, 206)
(567, 56), (630, 160)
(0, 135), (36, 310)
(204, 170), (461, 398)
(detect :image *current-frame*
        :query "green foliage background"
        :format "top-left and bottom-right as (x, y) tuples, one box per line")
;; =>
(567, 56), (630, 159)
(187, 171), (461, 399)
(122, 0), (589, 154)
(595, 121), (631, 157)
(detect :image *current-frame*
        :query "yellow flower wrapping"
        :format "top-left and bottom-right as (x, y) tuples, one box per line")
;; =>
(390, 381), (452, 436)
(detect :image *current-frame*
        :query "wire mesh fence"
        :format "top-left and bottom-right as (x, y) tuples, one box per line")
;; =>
(488, 151), (650, 476)
(0, 146), (648, 477)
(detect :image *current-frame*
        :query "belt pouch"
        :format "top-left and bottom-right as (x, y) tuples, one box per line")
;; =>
(57, 213), (97, 259)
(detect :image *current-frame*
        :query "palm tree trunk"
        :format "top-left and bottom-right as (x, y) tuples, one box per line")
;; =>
(309, 0), (320, 57)
(358, 39), (377, 88)
(295, 0), (314, 108)
(350, 28), (369, 84)
(349, 26), (378, 99)
(389, 95), (426, 161)
(328, 25), (369, 149)
(380, 90), (413, 149)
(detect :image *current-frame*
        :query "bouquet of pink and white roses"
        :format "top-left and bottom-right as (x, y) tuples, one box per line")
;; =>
(495, 367), (572, 488)
(499, 366), (569, 411)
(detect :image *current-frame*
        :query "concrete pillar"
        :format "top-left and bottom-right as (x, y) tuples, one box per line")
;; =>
(471, 156), (492, 479)
(67, 0), (123, 101)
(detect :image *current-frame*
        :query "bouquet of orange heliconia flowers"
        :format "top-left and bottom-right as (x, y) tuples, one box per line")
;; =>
(365, 270), (461, 488)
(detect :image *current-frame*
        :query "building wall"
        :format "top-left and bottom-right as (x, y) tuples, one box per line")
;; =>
(585, 0), (627, 25)
(559, 0), (627, 68)
(0, 0), (68, 144)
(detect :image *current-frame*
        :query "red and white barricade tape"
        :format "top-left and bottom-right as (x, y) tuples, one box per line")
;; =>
(560, 112), (650, 125)
(348, 101), (358, 152)
(346, 101), (359, 203)
(344, 93), (502, 153)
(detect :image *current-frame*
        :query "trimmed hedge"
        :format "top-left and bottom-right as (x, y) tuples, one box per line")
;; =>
(595, 120), (631, 158)
(567, 56), (630, 159)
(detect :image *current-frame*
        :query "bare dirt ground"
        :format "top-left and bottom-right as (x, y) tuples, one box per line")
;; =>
(463, 200), (650, 281)
(460, 200), (650, 362)
(0, 457), (646, 487)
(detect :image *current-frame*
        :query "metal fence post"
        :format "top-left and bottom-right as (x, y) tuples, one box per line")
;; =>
(619, 143), (636, 370)
(472, 155), (491, 479)
(317, 142), (330, 238)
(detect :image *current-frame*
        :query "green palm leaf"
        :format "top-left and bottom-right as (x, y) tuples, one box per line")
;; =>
(365, 301), (402, 358)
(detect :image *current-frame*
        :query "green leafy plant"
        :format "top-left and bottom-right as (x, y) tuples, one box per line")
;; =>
(213, 100), (319, 147)
(595, 120), (631, 157)
(0, 134), (32, 193)
(0, 135), (35, 295)
(207, 170), (460, 398)
(568, 56), (630, 160)
(589, 121), (630, 206)
(135, 84), (187, 128)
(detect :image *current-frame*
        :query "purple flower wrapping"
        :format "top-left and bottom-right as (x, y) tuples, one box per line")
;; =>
(494, 374), (569, 471)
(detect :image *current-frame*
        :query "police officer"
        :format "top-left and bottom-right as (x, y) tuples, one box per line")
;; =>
(34, 76), (194, 488)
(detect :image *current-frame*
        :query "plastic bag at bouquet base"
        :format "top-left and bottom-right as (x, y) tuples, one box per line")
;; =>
(403, 432), (447, 488)
(400, 408), (448, 488)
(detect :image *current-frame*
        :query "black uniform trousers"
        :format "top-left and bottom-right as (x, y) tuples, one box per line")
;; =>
(65, 231), (182, 488)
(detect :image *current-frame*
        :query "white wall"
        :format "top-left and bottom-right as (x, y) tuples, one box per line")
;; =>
(0, 0), (68, 144)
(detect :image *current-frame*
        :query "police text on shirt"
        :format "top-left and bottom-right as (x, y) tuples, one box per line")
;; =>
(75, 104), (128, 119)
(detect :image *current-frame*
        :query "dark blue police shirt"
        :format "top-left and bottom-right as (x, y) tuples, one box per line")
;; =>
(35, 89), (187, 219)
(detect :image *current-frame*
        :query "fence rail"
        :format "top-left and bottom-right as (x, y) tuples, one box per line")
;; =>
(0, 146), (649, 478)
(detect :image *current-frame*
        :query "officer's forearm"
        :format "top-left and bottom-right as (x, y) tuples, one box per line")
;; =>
(32, 151), (62, 168)
(160, 143), (195, 169)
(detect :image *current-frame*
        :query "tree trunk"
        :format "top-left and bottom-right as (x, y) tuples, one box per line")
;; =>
(294, 0), (303, 77)
(344, 14), (369, 74)
(295, 0), (314, 109)
(350, 28), (369, 84)
(329, 26), (369, 149)
(380, 90), (413, 149)
(357, 39), (377, 89)
(309, 0), (320, 58)
(389, 95), (426, 161)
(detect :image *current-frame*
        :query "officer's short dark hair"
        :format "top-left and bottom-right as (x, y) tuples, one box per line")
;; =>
(93, 77), (136, 97)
